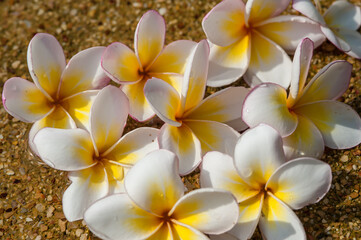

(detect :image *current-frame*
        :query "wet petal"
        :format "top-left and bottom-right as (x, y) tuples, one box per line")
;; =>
(184, 120), (240, 156)
(245, 0), (290, 24)
(255, 15), (325, 53)
(63, 164), (109, 222)
(294, 100), (361, 149)
(102, 42), (141, 84)
(266, 158), (332, 209)
(61, 90), (99, 131)
(27, 33), (65, 98)
(259, 193), (306, 240)
(149, 40), (197, 74)
(84, 193), (162, 240)
(135, 10), (165, 69)
(292, 0), (326, 25)
(34, 128), (95, 171)
(171, 188), (239, 234)
(185, 87), (248, 129)
(283, 115), (324, 160)
(200, 151), (259, 202)
(58, 47), (109, 98)
(324, 0), (361, 31)
(202, 0), (247, 46)
(159, 124), (202, 175)
(122, 79), (155, 122)
(90, 86), (129, 154)
(207, 37), (250, 87)
(124, 149), (185, 216)
(144, 78), (181, 126)
(104, 127), (159, 166)
(296, 61), (352, 105)
(2, 77), (53, 122)
(242, 83), (298, 137)
(246, 31), (292, 88)
(234, 125), (285, 188)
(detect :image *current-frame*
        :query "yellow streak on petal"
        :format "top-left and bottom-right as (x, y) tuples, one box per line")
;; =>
(116, 52), (141, 83)
(147, 223), (171, 240)
(149, 53), (184, 74)
(238, 192), (263, 223)
(171, 200), (206, 227)
(294, 104), (332, 133)
(171, 223), (202, 240)
(150, 73), (183, 95)
(183, 121), (219, 153)
(249, 2), (274, 24)
(105, 145), (139, 166)
(250, 31), (273, 66)
(138, 38), (163, 69)
(261, 193), (288, 225)
(256, 22), (290, 48)
(77, 162), (107, 188)
(58, 70), (86, 99)
(166, 124), (198, 156)
(223, 10), (247, 39)
(23, 87), (53, 116)
(225, 172), (260, 202)
(37, 106), (73, 129)
(103, 160), (124, 181)
(35, 66), (62, 98)
(148, 181), (180, 215)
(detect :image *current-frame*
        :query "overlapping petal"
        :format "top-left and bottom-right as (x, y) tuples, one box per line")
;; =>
(2, 77), (53, 122)
(85, 193), (161, 240)
(266, 158), (332, 210)
(255, 16), (325, 53)
(90, 86), (129, 154)
(63, 165), (109, 222)
(324, 0), (361, 31)
(234, 125), (285, 188)
(171, 222), (209, 240)
(33, 128), (95, 171)
(292, 0), (326, 25)
(171, 188), (239, 234)
(320, 25), (351, 52)
(135, 10), (165, 69)
(202, 0), (246, 46)
(259, 193), (306, 240)
(185, 120), (240, 155)
(245, 31), (292, 88)
(159, 124), (202, 175)
(144, 78), (181, 126)
(294, 100), (361, 149)
(58, 47), (109, 98)
(242, 83), (298, 137)
(334, 29), (361, 59)
(124, 150), (185, 216)
(200, 151), (259, 202)
(245, 0), (290, 24)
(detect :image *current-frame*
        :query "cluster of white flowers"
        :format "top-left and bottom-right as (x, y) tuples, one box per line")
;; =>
(2, 0), (361, 239)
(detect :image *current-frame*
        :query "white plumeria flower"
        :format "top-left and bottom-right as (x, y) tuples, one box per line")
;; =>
(33, 86), (159, 221)
(84, 149), (239, 240)
(294, 0), (361, 58)
(242, 38), (361, 159)
(102, 10), (196, 122)
(202, 0), (325, 87)
(144, 40), (249, 175)
(201, 124), (332, 240)
(2, 33), (109, 153)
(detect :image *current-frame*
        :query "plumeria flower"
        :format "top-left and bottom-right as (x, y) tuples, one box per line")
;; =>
(202, 0), (325, 87)
(33, 86), (159, 221)
(144, 40), (249, 175)
(102, 10), (196, 121)
(294, 0), (361, 58)
(85, 149), (239, 240)
(242, 38), (361, 159)
(201, 124), (332, 240)
(2, 33), (109, 153)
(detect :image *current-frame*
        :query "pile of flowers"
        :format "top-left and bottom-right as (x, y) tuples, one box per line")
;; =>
(2, 0), (361, 239)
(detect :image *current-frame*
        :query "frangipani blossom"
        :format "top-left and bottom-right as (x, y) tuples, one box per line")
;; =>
(33, 86), (159, 221)
(144, 40), (249, 175)
(242, 38), (361, 159)
(202, 0), (325, 87)
(102, 10), (196, 121)
(294, 0), (361, 58)
(2, 33), (109, 153)
(201, 124), (332, 240)
(85, 149), (239, 240)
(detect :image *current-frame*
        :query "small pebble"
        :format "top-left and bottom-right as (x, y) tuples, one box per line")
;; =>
(11, 60), (20, 69)
(25, 217), (33, 222)
(35, 203), (45, 213)
(340, 155), (349, 162)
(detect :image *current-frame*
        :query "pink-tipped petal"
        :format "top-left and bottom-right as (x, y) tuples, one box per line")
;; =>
(159, 124), (202, 175)
(245, 0), (290, 24)
(202, 0), (247, 46)
(324, 0), (361, 31)
(2, 77), (53, 122)
(27, 33), (66, 99)
(135, 10), (165, 69)
(90, 86), (129, 154)
(242, 83), (298, 137)
(292, 0), (326, 25)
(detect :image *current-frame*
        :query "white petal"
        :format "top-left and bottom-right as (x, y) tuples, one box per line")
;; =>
(335, 29), (361, 59)
(242, 83), (298, 137)
(63, 164), (109, 221)
(320, 25), (351, 52)
(90, 86), (129, 154)
(124, 149), (185, 216)
(84, 193), (161, 240)
(266, 158), (332, 209)
(170, 188), (239, 234)
(292, 0), (326, 25)
(34, 128), (95, 171)
(245, 0), (290, 24)
(324, 0), (361, 31)
(234, 125), (285, 188)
